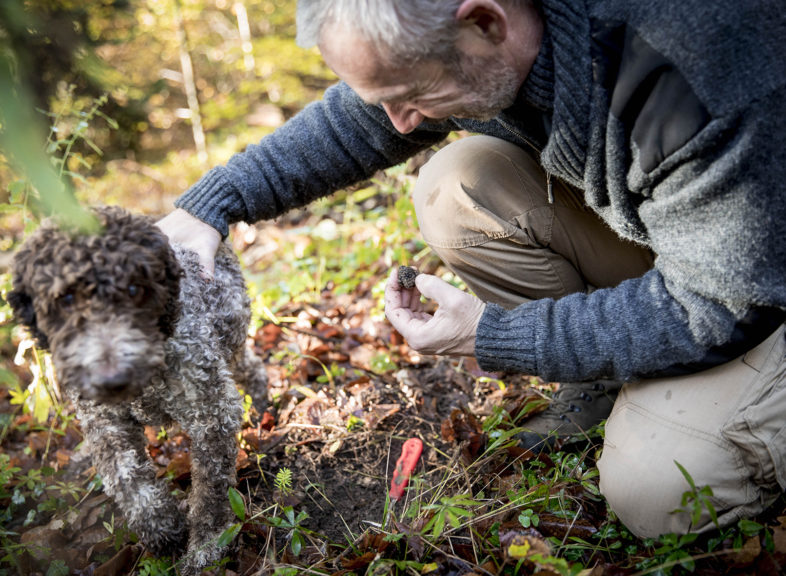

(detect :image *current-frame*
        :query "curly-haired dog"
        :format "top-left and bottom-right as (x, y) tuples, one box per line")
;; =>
(7, 206), (267, 573)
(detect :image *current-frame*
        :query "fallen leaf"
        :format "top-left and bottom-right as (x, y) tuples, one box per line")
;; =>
(500, 529), (551, 561)
(536, 513), (598, 540)
(362, 403), (400, 429)
(727, 535), (761, 568)
(441, 409), (486, 461)
(259, 411), (276, 431)
(160, 451), (191, 481)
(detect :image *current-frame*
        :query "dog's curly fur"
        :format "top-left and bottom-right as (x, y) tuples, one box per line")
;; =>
(8, 206), (267, 573)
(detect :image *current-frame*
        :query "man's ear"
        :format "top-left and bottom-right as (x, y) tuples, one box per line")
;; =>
(455, 0), (508, 44)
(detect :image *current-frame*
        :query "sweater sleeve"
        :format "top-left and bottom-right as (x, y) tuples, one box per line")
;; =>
(476, 83), (786, 381)
(475, 270), (740, 381)
(175, 82), (450, 236)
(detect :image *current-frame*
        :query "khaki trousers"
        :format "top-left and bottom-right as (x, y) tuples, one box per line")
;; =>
(412, 135), (786, 538)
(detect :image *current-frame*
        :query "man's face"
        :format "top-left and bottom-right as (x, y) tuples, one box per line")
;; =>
(319, 26), (522, 134)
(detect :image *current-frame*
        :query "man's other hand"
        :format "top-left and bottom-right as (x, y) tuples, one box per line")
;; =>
(155, 209), (221, 277)
(384, 268), (485, 357)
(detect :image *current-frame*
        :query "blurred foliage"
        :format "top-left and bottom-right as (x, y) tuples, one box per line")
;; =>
(0, 2), (99, 233)
(0, 0), (335, 237)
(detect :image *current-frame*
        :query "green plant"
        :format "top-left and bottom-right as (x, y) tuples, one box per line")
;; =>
(7, 340), (58, 425)
(346, 413), (364, 431)
(43, 89), (118, 187)
(635, 532), (700, 575)
(136, 555), (175, 576)
(102, 512), (137, 552)
(0, 49), (98, 232)
(0, 453), (90, 572)
(421, 493), (484, 539)
(44, 559), (69, 576)
(268, 505), (309, 556)
(672, 461), (719, 531)
(527, 552), (585, 576)
(274, 467), (294, 495)
(369, 352), (398, 374)
(215, 486), (246, 550)
(2, 89), (117, 430)
(518, 508), (540, 529)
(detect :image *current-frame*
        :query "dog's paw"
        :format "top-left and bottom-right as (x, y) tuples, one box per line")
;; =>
(178, 524), (237, 575)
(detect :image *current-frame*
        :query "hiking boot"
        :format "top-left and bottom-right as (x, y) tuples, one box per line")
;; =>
(516, 380), (623, 452)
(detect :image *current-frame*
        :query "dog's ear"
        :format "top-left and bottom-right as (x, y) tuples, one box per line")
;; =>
(7, 263), (50, 349)
(159, 245), (183, 338)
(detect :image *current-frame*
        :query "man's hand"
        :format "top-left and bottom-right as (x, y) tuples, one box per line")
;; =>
(384, 268), (485, 357)
(155, 208), (221, 277)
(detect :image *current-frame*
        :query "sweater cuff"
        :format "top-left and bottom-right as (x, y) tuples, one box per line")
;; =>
(174, 168), (247, 238)
(475, 302), (540, 375)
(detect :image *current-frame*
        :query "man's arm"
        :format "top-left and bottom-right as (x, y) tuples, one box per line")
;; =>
(174, 81), (450, 237)
(389, 84), (786, 382)
(474, 85), (786, 382)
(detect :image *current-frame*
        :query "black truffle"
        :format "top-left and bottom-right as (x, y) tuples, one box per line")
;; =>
(397, 266), (419, 289)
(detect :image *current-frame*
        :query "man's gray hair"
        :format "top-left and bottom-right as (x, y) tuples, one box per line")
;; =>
(296, 0), (465, 64)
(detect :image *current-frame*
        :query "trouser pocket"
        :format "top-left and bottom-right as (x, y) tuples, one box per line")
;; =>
(722, 324), (786, 490)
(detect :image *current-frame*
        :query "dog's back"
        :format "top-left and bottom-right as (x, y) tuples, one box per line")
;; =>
(171, 242), (251, 364)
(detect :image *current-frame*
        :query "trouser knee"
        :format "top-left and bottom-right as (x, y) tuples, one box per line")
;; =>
(412, 135), (652, 307)
(599, 325), (786, 538)
(598, 438), (707, 538)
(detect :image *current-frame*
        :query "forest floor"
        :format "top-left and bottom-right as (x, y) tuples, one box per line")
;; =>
(3, 192), (786, 576)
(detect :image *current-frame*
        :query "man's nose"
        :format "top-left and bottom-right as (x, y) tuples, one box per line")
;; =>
(381, 102), (424, 134)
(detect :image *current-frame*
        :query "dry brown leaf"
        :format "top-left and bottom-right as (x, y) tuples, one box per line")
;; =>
(536, 513), (598, 540)
(93, 544), (144, 576)
(441, 408), (486, 461)
(772, 515), (786, 557)
(362, 403), (400, 429)
(161, 450), (191, 481)
(727, 535), (761, 568)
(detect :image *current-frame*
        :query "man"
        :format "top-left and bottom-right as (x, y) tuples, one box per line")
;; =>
(158, 0), (786, 538)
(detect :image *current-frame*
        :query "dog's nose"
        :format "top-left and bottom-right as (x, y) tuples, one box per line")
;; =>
(97, 371), (131, 393)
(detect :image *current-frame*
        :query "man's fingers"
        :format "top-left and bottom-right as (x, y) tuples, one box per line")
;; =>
(155, 208), (220, 278)
(387, 266), (422, 310)
(386, 302), (428, 335)
(414, 273), (459, 307)
(196, 250), (216, 278)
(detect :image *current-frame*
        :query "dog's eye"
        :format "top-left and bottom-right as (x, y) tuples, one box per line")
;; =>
(58, 293), (75, 310)
(128, 284), (145, 303)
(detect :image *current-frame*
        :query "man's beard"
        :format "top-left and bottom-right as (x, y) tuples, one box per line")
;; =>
(450, 53), (522, 121)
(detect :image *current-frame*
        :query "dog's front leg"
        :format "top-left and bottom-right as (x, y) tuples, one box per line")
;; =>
(179, 404), (241, 574)
(232, 346), (268, 413)
(75, 400), (188, 556)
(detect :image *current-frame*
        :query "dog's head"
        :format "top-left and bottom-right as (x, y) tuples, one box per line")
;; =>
(8, 206), (182, 402)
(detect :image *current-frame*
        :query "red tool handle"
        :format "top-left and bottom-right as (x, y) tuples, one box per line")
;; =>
(389, 437), (423, 500)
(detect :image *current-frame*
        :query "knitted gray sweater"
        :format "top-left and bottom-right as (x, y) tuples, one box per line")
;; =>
(177, 0), (786, 381)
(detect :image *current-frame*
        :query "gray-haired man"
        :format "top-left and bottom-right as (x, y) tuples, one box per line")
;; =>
(158, 0), (786, 537)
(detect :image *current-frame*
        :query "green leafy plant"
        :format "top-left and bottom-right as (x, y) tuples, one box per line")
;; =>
(636, 532), (700, 575)
(102, 512), (136, 552)
(672, 460), (719, 531)
(0, 53), (99, 232)
(274, 467), (293, 495)
(421, 493), (484, 539)
(137, 555), (175, 576)
(268, 505), (309, 556)
(518, 508), (540, 529)
(216, 486), (246, 550)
